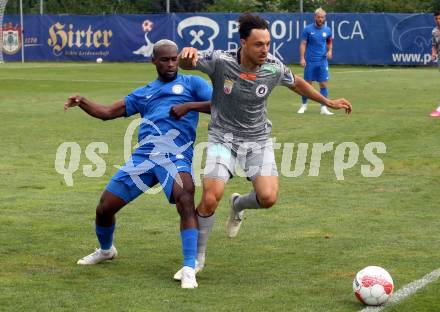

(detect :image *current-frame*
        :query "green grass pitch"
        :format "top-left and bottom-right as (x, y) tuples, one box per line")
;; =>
(0, 63), (439, 311)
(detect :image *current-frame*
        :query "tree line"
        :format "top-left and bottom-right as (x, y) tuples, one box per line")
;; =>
(5, 0), (440, 14)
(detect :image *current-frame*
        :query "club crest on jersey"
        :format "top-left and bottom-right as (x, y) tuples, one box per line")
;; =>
(172, 84), (184, 94)
(322, 32), (327, 38)
(255, 84), (268, 97)
(223, 79), (234, 94)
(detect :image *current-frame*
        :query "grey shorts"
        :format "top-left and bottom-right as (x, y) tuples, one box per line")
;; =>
(204, 137), (278, 183)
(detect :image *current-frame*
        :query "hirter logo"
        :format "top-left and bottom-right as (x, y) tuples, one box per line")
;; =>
(2, 23), (21, 55)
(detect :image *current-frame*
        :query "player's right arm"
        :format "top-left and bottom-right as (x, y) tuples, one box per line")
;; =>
(64, 95), (126, 121)
(299, 27), (308, 67)
(179, 47), (199, 70)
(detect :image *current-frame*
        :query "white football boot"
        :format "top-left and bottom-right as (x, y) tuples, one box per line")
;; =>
(181, 266), (198, 289)
(77, 245), (117, 265)
(320, 106), (334, 115)
(297, 104), (307, 114)
(174, 259), (203, 281)
(226, 193), (244, 238)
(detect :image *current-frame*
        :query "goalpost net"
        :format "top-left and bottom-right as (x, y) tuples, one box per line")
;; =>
(0, 0), (8, 63)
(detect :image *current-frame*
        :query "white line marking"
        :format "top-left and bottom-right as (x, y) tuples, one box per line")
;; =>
(0, 77), (144, 84)
(0, 64), (94, 69)
(333, 69), (394, 74)
(359, 267), (440, 312)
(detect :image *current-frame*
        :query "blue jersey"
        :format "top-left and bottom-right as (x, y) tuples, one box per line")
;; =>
(125, 73), (212, 158)
(301, 23), (332, 62)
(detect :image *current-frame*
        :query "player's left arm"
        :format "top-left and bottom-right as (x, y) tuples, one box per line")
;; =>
(326, 28), (333, 60)
(170, 101), (211, 120)
(326, 38), (333, 60)
(290, 76), (352, 114)
(170, 76), (212, 119)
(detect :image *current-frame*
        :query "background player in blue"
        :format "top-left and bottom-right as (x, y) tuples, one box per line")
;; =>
(298, 7), (334, 115)
(63, 40), (212, 289)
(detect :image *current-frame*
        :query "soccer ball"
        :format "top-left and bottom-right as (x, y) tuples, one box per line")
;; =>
(142, 20), (153, 32)
(353, 266), (394, 306)
(96, 57), (103, 64)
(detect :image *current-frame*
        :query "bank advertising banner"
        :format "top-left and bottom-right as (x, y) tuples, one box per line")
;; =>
(1, 13), (436, 65)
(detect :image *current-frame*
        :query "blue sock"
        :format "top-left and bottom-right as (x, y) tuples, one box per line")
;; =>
(320, 87), (328, 107)
(181, 228), (198, 269)
(301, 96), (308, 105)
(95, 224), (115, 250)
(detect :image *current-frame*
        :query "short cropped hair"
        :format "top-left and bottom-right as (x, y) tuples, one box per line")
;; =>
(238, 13), (268, 40)
(315, 7), (326, 16)
(152, 39), (178, 58)
(435, 11), (440, 17)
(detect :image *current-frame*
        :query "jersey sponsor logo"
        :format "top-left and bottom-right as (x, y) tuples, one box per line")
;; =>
(177, 16), (219, 52)
(255, 84), (269, 97)
(172, 84), (184, 94)
(283, 68), (294, 84)
(2, 23), (22, 55)
(239, 72), (257, 81)
(261, 64), (278, 76)
(223, 79), (234, 94)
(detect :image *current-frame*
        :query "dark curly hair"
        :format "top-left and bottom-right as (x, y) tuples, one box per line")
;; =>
(238, 13), (269, 40)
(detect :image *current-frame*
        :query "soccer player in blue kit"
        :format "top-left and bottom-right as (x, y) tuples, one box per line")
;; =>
(297, 8), (334, 115)
(64, 40), (211, 289)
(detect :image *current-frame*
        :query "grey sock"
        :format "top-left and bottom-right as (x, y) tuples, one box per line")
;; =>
(233, 192), (261, 212)
(197, 213), (215, 268)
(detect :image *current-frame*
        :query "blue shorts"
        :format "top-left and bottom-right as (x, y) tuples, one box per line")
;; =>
(106, 149), (193, 204)
(304, 60), (329, 82)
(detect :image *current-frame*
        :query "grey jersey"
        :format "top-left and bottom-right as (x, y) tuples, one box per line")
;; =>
(432, 27), (440, 58)
(196, 49), (295, 141)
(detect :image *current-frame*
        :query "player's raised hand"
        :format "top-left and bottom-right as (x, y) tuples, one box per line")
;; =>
(179, 47), (199, 69)
(64, 95), (83, 111)
(327, 98), (352, 115)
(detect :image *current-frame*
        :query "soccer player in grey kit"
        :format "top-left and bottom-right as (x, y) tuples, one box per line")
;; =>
(430, 10), (440, 117)
(174, 13), (352, 280)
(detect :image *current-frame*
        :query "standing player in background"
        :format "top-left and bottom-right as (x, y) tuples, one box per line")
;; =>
(174, 13), (352, 281)
(64, 40), (211, 289)
(430, 10), (440, 117)
(297, 8), (334, 115)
